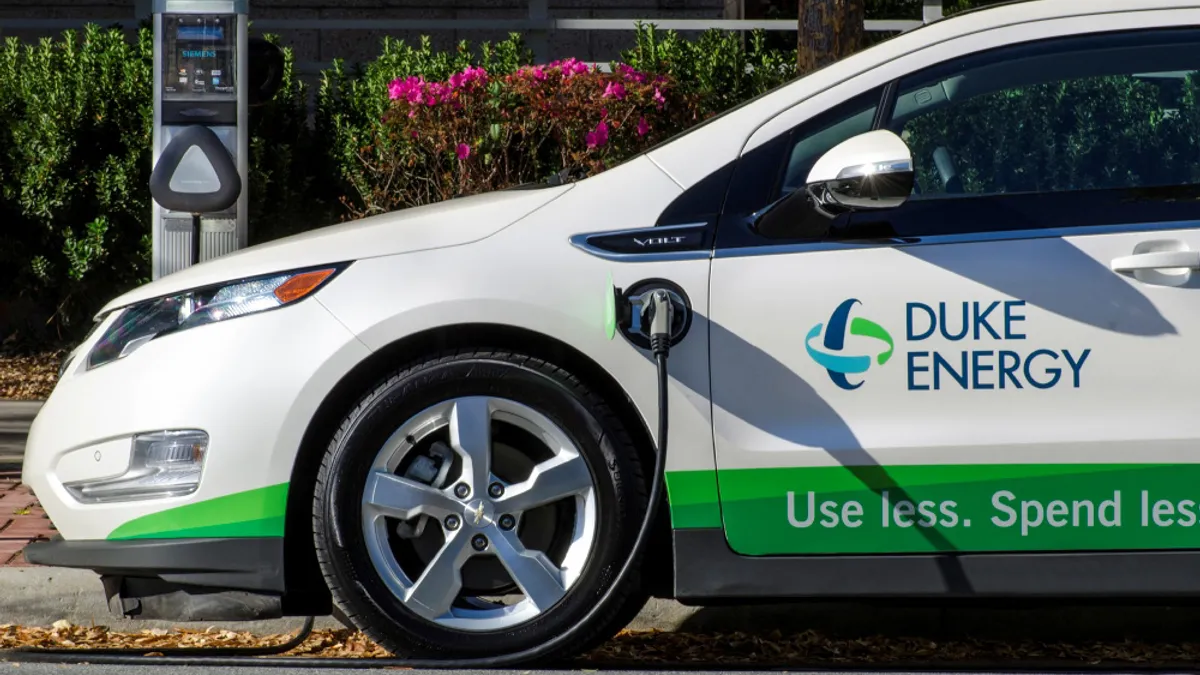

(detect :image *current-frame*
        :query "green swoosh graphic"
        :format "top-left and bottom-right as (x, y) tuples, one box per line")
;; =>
(850, 317), (894, 365)
(107, 483), (289, 540)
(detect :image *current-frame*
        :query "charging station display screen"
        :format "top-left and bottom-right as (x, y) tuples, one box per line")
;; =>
(161, 14), (236, 99)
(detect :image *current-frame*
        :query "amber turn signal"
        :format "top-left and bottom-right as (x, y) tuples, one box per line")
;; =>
(273, 268), (337, 304)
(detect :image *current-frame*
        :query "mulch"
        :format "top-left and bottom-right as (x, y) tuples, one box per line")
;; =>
(0, 351), (63, 401)
(3, 623), (1200, 666)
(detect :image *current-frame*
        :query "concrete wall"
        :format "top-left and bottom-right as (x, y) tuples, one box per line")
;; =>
(1, 0), (730, 65)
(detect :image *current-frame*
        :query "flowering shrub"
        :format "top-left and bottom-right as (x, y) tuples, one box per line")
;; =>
(314, 34), (531, 219)
(344, 57), (703, 216)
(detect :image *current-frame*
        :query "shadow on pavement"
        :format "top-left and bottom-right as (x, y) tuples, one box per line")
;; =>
(676, 601), (1200, 643)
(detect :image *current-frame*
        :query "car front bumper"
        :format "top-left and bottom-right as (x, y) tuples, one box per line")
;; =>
(19, 293), (370, 618)
(23, 536), (290, 621)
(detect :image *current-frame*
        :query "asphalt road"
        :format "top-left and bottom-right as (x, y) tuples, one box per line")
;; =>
(11, 668), (1178, 675)
(0, 662), (609, 667)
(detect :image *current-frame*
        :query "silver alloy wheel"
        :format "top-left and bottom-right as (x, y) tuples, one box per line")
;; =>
(361, 396), (598, 632)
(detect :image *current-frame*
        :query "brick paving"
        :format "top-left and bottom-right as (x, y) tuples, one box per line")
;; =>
(0, 471), (55, 567)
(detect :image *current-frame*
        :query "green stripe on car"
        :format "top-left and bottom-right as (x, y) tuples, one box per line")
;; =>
(107, 483), (290, 540)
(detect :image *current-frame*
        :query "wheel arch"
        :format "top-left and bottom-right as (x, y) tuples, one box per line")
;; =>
(281, 322), (675, 613)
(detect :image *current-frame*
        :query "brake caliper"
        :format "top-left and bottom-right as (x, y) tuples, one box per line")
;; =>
(395, 440), (454, 539)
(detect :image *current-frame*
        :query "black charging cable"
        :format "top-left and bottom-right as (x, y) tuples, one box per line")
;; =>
(2, 292), (678, 669)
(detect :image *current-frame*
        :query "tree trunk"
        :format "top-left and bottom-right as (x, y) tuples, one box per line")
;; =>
(796, 0), (865, 76)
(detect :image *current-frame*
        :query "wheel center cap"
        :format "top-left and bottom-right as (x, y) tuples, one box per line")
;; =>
(463, 499), (494, 528)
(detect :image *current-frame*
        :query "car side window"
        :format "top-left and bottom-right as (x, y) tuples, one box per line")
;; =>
(717, 27), (1200, 248)
(890, 30), (1200, 200)
(847, 27), (1200, 241)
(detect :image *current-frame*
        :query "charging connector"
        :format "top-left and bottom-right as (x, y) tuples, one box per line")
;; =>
(613, 280), (691, 353)
(645, 289), (675, 358)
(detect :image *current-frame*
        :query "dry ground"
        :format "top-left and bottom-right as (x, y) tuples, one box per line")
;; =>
(0, 352), (62, 401)
(3, 623), (1200, 667)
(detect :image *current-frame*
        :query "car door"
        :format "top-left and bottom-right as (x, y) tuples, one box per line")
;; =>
(708, 23), (1200, 558)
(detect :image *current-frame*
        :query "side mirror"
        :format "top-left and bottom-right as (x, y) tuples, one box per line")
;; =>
(247, 37), (286, 107)
(804, 129), (914, 216)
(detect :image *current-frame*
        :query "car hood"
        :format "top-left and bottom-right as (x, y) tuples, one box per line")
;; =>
(98, 184), (574, 316)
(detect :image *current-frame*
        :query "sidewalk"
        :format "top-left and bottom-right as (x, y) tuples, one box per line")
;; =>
(0, 402), (55, 569)
(0, 470), (53, 567)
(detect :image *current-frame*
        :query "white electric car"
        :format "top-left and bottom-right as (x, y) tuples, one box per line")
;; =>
(23, 0), (1200, 663)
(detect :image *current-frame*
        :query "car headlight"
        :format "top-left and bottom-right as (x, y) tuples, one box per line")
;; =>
(86, 265), (344, 370)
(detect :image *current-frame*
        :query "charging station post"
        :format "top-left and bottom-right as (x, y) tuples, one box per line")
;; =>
(148, 0), (285, 279)
(149, 0), (248, 280)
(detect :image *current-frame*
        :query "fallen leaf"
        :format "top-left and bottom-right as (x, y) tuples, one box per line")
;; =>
(0, 351), (65, 401)
(0, 621), (1197, 667)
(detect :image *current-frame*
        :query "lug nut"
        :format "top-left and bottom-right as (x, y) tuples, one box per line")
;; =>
(444, 515), (461, 530)
(471, 534), (489, 551)
(498, 514), (516, 530)
(454, 482), (470, 499)
(488, 482), (504, 498)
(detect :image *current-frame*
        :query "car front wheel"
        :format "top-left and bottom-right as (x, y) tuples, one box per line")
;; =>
(312, 349), (649, 662)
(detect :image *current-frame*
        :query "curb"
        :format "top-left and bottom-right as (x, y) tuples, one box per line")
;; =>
(0, 567), (698, 634)
(0, 401), (39, 467)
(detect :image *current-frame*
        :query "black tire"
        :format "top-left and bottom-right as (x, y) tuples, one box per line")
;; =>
(312, 349), (650, 663)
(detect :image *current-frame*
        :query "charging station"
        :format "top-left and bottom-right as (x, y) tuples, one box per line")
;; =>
(149, 0), (283, 279)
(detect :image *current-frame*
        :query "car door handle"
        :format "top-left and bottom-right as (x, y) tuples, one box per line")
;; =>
(1111, 250), (1200, 272)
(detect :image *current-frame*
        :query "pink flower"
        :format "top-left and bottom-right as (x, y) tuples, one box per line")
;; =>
(653, 87), (666, 109)
(389, 75), (424, 102)
(532, 66), (546, 80)
(585, 120), (609, 149)
(426, 82), (450, 106)
(602, 81), (626, 100)
(617, 63), (649, 84)
(552, 57), (591, 77)
(467, 65), (489, 83)
(637, 117), (649, 137)
(450, 65), (488, 89)
(456, 143), (471, 160)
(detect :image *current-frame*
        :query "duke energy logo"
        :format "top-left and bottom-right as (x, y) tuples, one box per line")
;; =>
(805, 299), (895, 390)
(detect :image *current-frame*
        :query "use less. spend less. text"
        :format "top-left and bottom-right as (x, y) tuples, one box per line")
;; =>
(786, 490), (1200, 535)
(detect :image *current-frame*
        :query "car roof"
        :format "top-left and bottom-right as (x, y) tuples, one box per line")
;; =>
(938, 0), (1200, 22)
